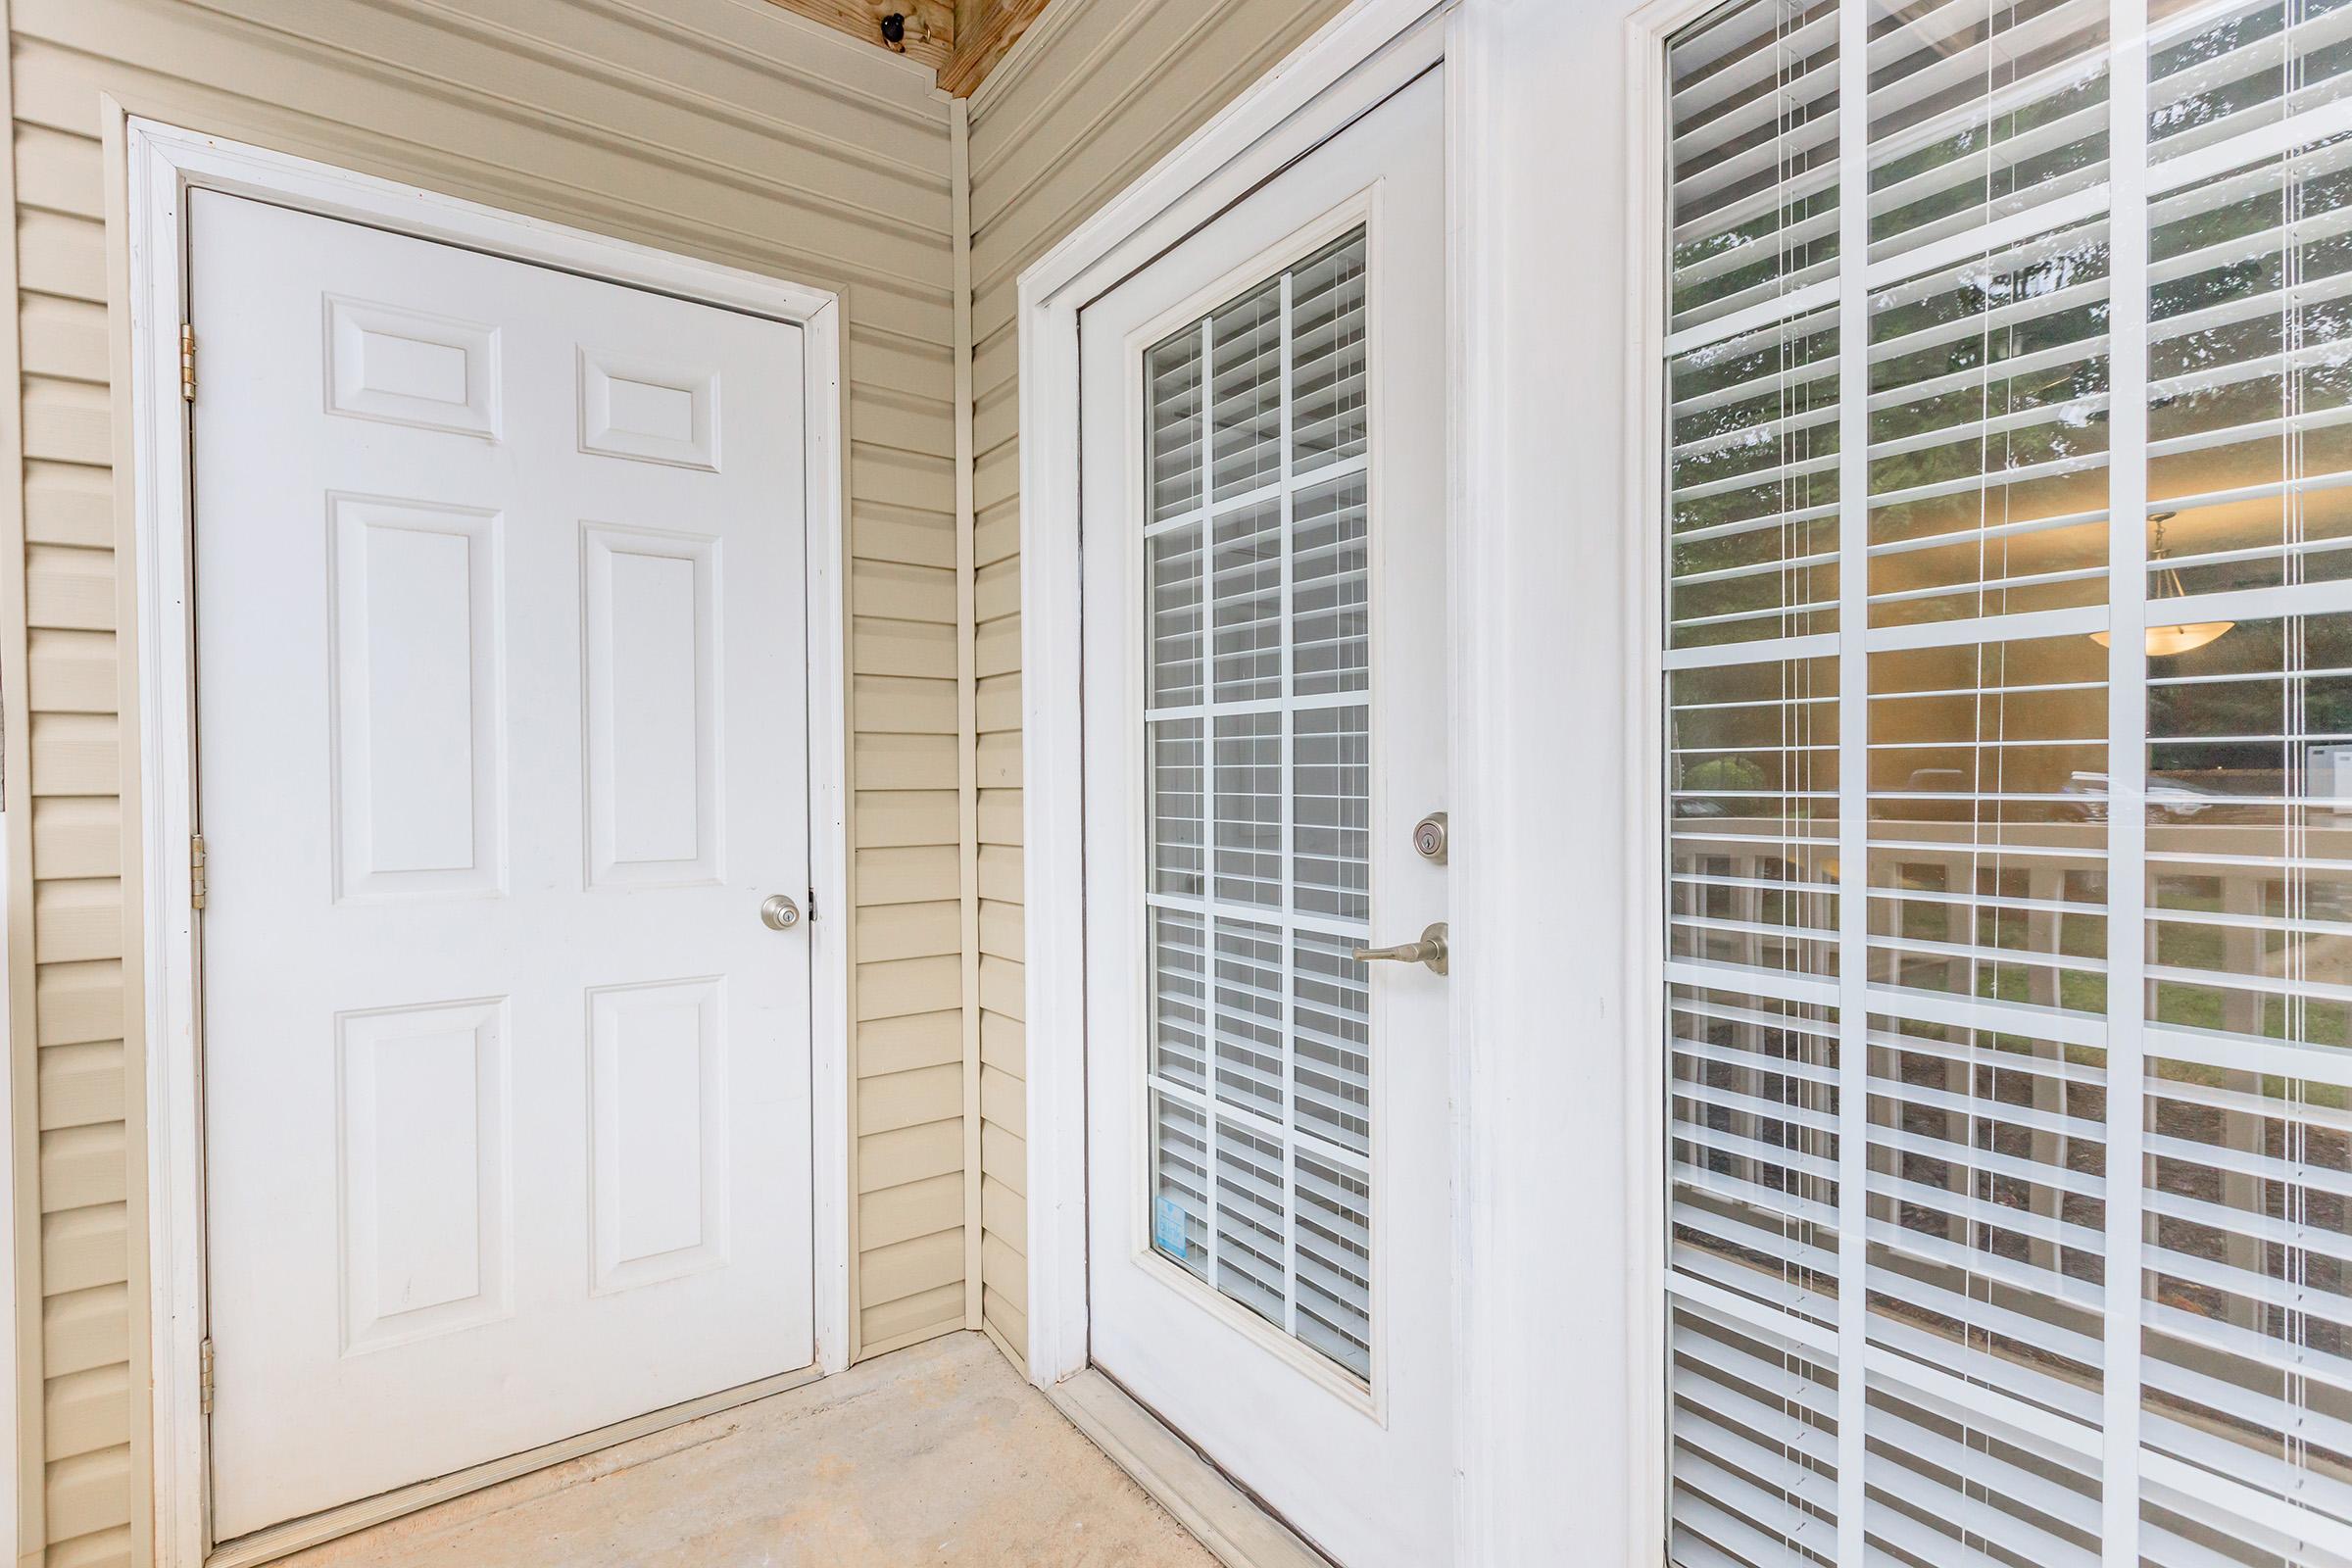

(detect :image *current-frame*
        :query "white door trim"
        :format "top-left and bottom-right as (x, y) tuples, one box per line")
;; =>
(1017, 1), (1634, 1560)
(122, 117), (853, 1567)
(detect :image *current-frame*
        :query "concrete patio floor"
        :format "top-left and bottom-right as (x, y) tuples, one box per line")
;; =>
(280, 1333), (1220, 1567)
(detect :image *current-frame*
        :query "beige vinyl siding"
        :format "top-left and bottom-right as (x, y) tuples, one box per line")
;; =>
(961, 0), (1355, 1371)
(1, 2), (962, 1560)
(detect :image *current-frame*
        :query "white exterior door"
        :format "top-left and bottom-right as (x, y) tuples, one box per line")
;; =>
(1078, 72), (1451, 1568)
(190, 191), (813, 1539)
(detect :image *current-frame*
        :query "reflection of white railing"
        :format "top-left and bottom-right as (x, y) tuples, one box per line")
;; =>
(1670, 812), (2352, 1023)
(1666, 811), (2352, 1473)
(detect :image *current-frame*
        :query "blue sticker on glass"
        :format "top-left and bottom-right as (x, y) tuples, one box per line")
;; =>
(1152, 1195), (1189, 1257)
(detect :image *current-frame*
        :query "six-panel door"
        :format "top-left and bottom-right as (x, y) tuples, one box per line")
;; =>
(191, 191), (813, 1539)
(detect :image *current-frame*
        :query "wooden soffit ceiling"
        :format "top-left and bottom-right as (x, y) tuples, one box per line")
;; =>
(764, 0), (1052, 96)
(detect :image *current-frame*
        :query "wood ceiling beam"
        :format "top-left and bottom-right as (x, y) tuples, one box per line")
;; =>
(760, 0), (1051, 98)
(762, 0), (956, 74)
(939, 0), (1052, 98)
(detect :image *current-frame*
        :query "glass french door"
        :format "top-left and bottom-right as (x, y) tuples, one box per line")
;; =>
(1081, 68), (1452, 1568)
(1661, 0), (2352, 1561)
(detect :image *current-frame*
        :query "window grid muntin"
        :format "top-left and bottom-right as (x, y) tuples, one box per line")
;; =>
(1145, 229), (1376, 1386)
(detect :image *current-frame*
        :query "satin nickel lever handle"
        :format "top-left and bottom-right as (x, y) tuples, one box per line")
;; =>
(1352, 921), (1448, 976)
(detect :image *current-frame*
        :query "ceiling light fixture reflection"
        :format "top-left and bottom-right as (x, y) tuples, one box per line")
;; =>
(2089, 512), (2232, 657)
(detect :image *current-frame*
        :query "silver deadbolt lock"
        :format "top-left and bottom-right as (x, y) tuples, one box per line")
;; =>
(760, 893), (803, 931)
(1413, 811), (1449, 864)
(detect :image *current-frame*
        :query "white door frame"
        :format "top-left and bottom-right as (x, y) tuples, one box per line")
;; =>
(122, 117), (854, 1567)
(1016, 0), (1639, 1559)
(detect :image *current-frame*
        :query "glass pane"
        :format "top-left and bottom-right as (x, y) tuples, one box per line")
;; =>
(1668, 1300), (1841, 1565)
(1668, 657), (1842, 981)
(1861, 1383), (2104, 1558)
(1862, 629), (2113, 1419)
(1148, 524), (1204, 705)
(2139, 611), (2352, 1519)
(1151, 1092), (1210, 1285)
(1216, 1118), (1287, 1326)
(1140, 228), (1376, 1383)
(1866, 0), (2111, 262)
(1668, 983), (1844, 1328)
(1294, 1148), (1371, 1377)
(1668, 308), (1843, 650)
(1868, 219), (2114, 629)
(1294, 473), (1368, 692)
(1292, 234), (1368, 471)
(1149, 719), (1204, 898)
(2150, 0), (2352, 165)
(1667, 0), (1843, 334)
(2139, 47), (2352, 1527)
(1212, 281), (1282, 501)
(1149, 330), (1204, 522)
(1212, 499), (1282, 701)
(2147, 134), (2352, 599)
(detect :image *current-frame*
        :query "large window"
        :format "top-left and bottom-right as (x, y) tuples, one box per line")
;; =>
(1663, 0), (2352, 1560)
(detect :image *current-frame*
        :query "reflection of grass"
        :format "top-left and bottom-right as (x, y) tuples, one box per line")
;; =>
(2155, 919), (2225, 971)
(2152, 876), (2223, 914)
(2060, 913), (2106, 958)
(2261, 996), (2352, 1053)
(2281, 1075), (2352, 1111)
(1978, 967), (2030, 1004)
(2152, 1055), (2352, 1111)
(2152, 980), (2225, 1032)
(2147, 978), (2352, 1055)
(2153, 1057), (2226, 1088)
(2062, 972), (2108, 1013)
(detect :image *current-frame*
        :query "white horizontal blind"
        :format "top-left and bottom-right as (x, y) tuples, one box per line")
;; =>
(1867, 0), (2112, 259)
(1672, 0), (1843, 335)
(1146, 230), (1375, 1382)
(1662, 0), (2352, 1560)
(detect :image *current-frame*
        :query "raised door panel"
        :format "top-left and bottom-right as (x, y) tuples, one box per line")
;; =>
(325, 295), (502, 439)
(328, 496), (506, 902)
(582, 524), (721, 888)
(588, 978), (728, 1294)
(578, 347), (719, 470)
(338, 999), (511, 1352)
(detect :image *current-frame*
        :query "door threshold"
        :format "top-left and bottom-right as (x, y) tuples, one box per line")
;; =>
(206, 1364), (825, 1568)
(1047, 1369), (1336, 1568)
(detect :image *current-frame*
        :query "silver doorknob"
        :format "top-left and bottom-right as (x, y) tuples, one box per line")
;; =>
(760, 894), (803, 931)
(1353, 921), (1447, 975)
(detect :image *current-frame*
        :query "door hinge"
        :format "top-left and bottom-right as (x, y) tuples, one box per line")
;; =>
(190, 833), (207, 909)
(199, 1337), (216, 1415)
(179, 322), (196, 404)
